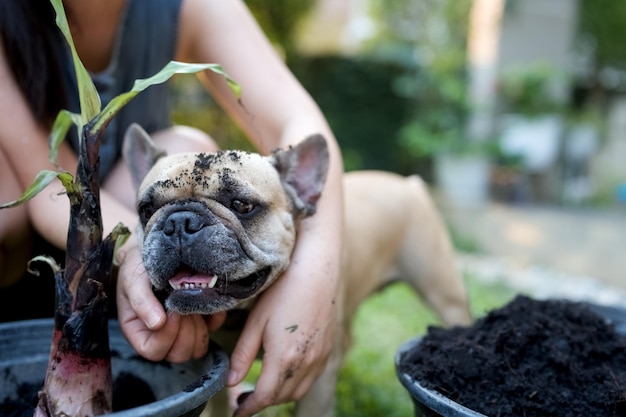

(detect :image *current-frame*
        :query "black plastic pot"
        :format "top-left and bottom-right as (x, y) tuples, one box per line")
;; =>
(0, 318), (228, 417)
(395, 302), (626, 417)
(395, 337), (486, 417)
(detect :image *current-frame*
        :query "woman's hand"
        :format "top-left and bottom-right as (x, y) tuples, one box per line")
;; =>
(115, 241), (226, 363)
(226, 218), (342, 417)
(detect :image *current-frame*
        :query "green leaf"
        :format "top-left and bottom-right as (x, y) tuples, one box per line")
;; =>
(50, 0), (101, 123)
(111, 222), (131, 266)
(49, 109), (82, 163)
(91, 61), (240, 133)
(56, 171), (77, 192)
(134, 61), (239, 94)
(0, 170), (74, 209)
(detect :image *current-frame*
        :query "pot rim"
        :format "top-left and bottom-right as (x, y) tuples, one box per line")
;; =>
(395, 337), (487, 417)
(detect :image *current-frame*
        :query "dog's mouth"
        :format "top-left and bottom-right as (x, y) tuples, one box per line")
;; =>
(166, 265), (272, 300)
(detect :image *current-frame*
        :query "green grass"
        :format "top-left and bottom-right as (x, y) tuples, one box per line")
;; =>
(243, 271), (518, 416)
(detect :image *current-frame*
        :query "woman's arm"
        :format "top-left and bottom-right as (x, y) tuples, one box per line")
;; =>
(179, 1), (345, 415)
(0, 38), (139, 247)
(115, 0), (345, 413)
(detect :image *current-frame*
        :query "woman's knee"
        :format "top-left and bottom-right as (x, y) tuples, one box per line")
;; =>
(151, 125), (219, 155)
(0, 148), (31, 237)
(0, 148), (33, 287)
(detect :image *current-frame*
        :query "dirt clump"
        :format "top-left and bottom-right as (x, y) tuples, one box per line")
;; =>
(399, 295), (626, 417)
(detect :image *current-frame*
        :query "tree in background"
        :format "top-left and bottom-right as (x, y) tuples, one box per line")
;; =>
(575, 0), (626, 107)
(366, 0), (475, 162)
(244, 0), (315, 61)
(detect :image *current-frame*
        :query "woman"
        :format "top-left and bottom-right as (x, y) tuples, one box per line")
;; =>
(0, 1), (344, 416)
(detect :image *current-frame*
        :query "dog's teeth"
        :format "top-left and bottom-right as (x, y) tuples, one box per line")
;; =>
(208, 275), (218, 289)
(170, 277), (217, 290)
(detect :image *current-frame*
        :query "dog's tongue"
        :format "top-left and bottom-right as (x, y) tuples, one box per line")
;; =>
(169, 271), (218, 290)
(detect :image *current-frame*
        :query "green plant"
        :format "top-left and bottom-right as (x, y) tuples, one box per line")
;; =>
(576, 0), (626, 96)
(498, 62), (567, 117)
(398, 119), (498, 158)
(393, 65), (500, 160)
(244, 0), (315, 61)
(366, 0), (498, 162)
(0, 1), (238, 415)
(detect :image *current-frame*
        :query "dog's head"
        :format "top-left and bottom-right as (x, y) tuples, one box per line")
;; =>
(122, 124), (329, 315)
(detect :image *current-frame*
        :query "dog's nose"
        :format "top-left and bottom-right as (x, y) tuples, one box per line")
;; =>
(163, 211), (205, 236)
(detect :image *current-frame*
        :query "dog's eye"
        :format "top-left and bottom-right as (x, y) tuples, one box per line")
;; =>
(230, 199), (255, 215)
(138, 202), (156, 223)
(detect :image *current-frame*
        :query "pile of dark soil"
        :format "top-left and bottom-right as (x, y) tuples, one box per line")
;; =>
(399, 295), (626, 417)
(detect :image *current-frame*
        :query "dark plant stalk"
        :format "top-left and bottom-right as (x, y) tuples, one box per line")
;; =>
(0, 3), (240, 416)
(34, 122), (128, 417)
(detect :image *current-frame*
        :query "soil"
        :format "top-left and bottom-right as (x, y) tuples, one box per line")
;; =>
(399, 295), (626, 417)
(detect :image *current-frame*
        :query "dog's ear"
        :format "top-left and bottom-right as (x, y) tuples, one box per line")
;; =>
(122, 123), (166, 192)
(271, 134), (330, 218)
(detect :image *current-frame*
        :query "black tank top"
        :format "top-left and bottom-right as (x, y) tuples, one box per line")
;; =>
(60, 0), (183, 178)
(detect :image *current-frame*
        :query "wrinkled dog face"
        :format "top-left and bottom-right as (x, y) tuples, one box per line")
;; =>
(123, 124), (329, 315)
(136, 151), (294, 315)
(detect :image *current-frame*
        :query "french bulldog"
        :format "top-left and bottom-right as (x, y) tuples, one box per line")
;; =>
(123, 123), (471, 417)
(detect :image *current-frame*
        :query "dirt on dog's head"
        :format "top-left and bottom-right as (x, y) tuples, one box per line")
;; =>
(122, 123), (329, 315)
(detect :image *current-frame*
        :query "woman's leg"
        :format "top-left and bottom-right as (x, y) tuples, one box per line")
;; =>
(103, 125), (219, 210)
(0, 146), (34, 288)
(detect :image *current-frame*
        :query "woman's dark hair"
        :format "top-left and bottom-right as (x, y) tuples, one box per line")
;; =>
(0, 0), (68, 126)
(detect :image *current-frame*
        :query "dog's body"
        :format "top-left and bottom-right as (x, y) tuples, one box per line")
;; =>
(123, 124), (471, 417)
(341, 171), (470, 325)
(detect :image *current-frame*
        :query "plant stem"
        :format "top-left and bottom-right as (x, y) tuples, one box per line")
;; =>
(34, 123), (126, 417)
